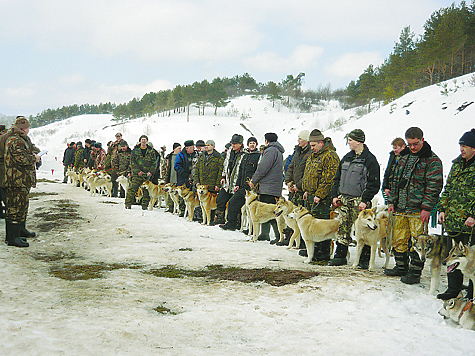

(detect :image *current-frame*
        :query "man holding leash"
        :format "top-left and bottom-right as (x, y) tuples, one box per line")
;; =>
(331, 129), (380, 267)
(299, 129), (340, 262)
(438, 128), (475, 300)
(249, 132), (285, 242)
(385, 127), (443, 285)
(211, 134), (245, 226)
(125, 135), (157, 210)
(220, 137), (260, 231)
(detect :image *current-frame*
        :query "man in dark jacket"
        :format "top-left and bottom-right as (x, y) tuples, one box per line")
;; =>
(331, 129), (380, 266)
(438, 128), (475, 300)
(285, 130), (311, 205)
(212, 134), (245, 225)
(220, 137), (260, 231)
(175, 140), (196, 189)
(250, 132), (285, 241)
(385, 127), (443, 285)
(382, 137), (406, 204)
(62, 142), (76, 183)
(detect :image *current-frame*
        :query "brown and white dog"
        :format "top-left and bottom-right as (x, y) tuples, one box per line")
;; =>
(245, 190), (285, 242)
(439, 293), (475, 330)
(163, 183), (180, 215)
(288, 205), (339, 263)
(274, 197), (301, 249)
(142, 180), (167, 210)
(176, 185), (200, 221)
(352, 208), (390, 271)
(89, 172), (112, 197)
(196, 185), (217, 225)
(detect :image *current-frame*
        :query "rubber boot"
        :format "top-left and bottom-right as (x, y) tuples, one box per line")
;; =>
(328, 243), (348, 266)
(384, 251), (409, 276)
(257, 221), (271, 241)
(357, 245), (371, 269)
(269, 220), (280, 244)
(437, 269), (464, 300)
(314, 240), (331, 262)
(400, 251), (423, 284)
(210, 210), (225, 226)
(6, 221), (29, 247)
(277, 228), (293, 246)
(20, 221), (36, 238)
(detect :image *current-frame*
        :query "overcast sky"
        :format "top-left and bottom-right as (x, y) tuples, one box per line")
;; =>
(0, 0), (460, 116)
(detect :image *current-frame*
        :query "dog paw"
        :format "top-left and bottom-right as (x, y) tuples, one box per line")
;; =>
(351, 264), (357, 269)
(304, 259), (312, 264)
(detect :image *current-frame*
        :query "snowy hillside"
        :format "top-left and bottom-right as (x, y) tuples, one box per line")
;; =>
(31, 73), (474, 183)
(2, 74), (475, 355)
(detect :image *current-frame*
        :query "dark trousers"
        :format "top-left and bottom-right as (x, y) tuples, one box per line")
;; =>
(216, 188), (233, 212)
(226, 188), (246, 225)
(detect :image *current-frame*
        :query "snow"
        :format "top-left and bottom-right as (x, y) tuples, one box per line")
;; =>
(1, 74), (475, 355)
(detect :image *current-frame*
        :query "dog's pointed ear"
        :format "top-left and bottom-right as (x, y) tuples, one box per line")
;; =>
(275, 197), (279, 203)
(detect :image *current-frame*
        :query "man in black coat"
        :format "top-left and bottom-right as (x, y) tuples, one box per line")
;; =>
(220, 137), (260, 231)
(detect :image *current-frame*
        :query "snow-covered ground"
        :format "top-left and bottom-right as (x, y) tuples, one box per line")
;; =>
(1, 180), (475, 356)
(1, 73), (475, 355)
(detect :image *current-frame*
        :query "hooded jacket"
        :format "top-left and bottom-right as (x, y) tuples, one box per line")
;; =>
(251, 141), (285, 197)
(284, 143), (311, 190)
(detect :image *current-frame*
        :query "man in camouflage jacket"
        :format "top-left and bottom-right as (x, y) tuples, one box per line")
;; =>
(385, 127), (443, 285)
(437, 128), (475, 300)
(125, 135), (157, 209)
(300, 130), (339, 262)
(194, 140), (224, 193)
(4, 116), (41, 247)
(111, 140), (131, 198)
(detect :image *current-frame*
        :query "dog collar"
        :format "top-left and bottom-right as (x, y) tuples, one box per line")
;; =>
(459, 300), (473, 320)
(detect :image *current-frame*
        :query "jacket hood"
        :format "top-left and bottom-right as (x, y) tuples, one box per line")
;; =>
(267, 141), (285, 154)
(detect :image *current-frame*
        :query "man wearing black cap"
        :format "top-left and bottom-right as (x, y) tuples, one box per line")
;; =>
(249, 133), (285, 241)
(212, 134), (245, 225)
(220, 137), (260, 231)
(175, 140), (196, 188)
(438, 128), (475, 300)
(331, 129), (380, 267)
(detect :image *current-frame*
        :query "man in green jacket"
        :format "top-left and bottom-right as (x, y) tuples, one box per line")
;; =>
(194, 140), (224, 193)
(437, 128), (475, 300)
(125, 135), (157, 210)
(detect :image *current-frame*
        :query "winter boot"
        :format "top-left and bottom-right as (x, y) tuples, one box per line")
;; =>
(257, 221), (271, 241)
(210, 210), (225, 226)
(20, 221), (36, 238)
(328, 243), (348, 266)
(6, 221), (29, 247)
(384, 251), (409, 276)
(269, 220), (281, 244)
(400, 251), (423, 285)
(276, 228), (293, 246)
(357, 245), (371, 269)
(219, 221), (237, 231)
(314, 240), (332, 262)
(437, 269), (464, 300)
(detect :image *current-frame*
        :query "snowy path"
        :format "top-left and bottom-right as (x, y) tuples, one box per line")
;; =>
(1, 180), (474, 356)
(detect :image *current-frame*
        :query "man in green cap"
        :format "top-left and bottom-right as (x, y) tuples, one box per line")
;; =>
(330, 129), (380, 267)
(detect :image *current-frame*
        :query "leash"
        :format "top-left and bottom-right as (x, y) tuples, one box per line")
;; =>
(459, 300), (474, 320)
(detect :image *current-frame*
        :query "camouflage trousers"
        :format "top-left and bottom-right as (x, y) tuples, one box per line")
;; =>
(392, 212), (427, 253)
(125, 176), (150, 208)
(6, 187), (30, 223)
(336, 195), (362, 246)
